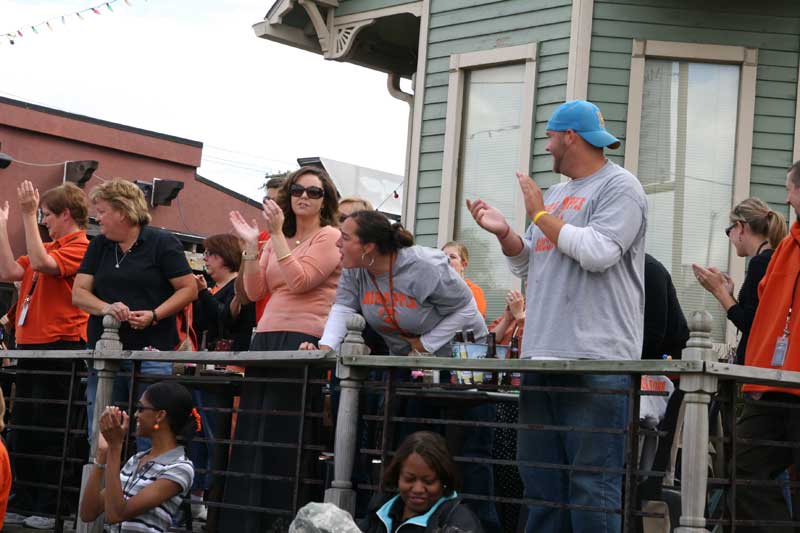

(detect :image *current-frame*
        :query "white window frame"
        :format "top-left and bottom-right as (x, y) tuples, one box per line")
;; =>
(624, 39), (758, 344)
(436, 43), (538, 247)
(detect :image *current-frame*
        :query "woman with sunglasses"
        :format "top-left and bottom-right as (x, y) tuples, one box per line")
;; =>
(223, 166), (341, 530)
(79, 381), (198, 531)
(693, 197), (787, 364)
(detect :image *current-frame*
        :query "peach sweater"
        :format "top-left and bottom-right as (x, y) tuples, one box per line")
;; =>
(244, 225), (342, 338)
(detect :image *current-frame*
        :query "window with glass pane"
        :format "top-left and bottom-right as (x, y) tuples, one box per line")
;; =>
(638, 60), (740, 342)
(453, 63), (525, 321)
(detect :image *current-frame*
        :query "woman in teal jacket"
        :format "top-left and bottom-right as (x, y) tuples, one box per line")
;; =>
(358, 432), (484, 533)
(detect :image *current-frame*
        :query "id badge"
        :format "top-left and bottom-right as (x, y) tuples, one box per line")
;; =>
(771, 334), (789, 368)
(17, 298), (30, 327)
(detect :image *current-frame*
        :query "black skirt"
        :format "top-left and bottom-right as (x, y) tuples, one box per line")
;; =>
(218, 330), (323, 532)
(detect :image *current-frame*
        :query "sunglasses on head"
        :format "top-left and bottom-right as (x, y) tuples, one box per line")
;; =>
(290, 183), (325, 200)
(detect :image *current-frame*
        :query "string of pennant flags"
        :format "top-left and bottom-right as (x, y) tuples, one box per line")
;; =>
(2, 0), (145, 46)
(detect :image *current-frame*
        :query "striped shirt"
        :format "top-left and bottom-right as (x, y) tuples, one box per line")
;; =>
(111, 446), (194, 533)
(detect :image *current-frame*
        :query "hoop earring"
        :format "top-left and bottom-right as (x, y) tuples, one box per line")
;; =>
(361, 251), (375, 267)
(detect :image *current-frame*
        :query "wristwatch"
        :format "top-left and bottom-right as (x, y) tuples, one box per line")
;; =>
(242, 249), (258, 261)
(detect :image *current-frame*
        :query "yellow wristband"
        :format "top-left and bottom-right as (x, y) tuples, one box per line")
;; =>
(533, 210), (549, 225)
(277, 251), (292, 262)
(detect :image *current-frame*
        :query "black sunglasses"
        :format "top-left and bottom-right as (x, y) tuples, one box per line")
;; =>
(135, 402), (159, 413)
(724, 221), (739, 237)
(290, 183), (325, 200)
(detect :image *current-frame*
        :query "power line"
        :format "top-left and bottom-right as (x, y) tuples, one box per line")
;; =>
(204, 144), (296, 168)
(201, 158), (277, 175)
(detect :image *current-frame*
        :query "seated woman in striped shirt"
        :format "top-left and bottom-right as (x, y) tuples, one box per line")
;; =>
(80, 381), (198, 532)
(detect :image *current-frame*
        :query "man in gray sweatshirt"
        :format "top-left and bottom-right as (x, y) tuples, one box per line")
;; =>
(467, 100), (647, 533)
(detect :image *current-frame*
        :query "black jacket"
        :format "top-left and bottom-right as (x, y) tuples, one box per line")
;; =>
(642, 254), (689, 360)
(193, 280), (256, 352)
(358, 494), (484, 533)
(727, 248), (773, 364)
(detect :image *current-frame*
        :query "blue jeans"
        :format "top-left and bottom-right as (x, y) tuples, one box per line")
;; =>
(86, 360), (173, 452)
(518, 373), (629, 533)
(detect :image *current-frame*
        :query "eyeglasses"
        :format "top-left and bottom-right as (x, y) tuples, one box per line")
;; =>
(135, 402), (159, 413)
(725, 221), (740, 237)
(290, 184), (325, 200)
(202, 250), (216, 258)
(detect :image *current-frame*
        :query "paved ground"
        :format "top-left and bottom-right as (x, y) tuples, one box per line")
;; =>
(1, 520), (204, 532)
(2, 521), (76, 532)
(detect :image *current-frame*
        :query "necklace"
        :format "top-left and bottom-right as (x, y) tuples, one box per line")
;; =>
(115, 245), (132, 269)
(292, 228), (319, 246)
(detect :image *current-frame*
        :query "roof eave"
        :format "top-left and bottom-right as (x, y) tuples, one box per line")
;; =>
(252, 20), (322, 55)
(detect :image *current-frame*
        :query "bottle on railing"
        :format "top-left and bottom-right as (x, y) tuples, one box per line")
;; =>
(465, 329), (476, 342)
(450, 330), (465, 385)
(484, 332), (497, 386)
(451, 330), (473, 385)
(466, 329), (484, 384)
(508, 335), (521, 388)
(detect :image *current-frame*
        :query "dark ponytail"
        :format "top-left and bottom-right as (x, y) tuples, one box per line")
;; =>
(350, 210), (414, 255)
(142, 381), (198, 446)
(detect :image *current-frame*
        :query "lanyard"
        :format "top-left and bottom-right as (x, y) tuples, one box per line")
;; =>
(22, 233), (82, 303)
(367, 254), (414, 337)
(783, 240), (800, 335)
(122, 457), (156, 497)
(23, 273), (39, 302)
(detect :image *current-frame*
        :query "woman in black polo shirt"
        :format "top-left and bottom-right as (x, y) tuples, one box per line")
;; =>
(73, 179), (197, 445)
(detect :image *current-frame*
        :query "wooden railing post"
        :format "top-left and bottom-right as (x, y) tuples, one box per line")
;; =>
(324, 313), (369, 516)
(76, 315), (122, 533)
(676, 311), (717, 533)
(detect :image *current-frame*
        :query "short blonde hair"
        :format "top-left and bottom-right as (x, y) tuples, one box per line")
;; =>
(90, 179), (152, 226)
(339, 196), (374, 213)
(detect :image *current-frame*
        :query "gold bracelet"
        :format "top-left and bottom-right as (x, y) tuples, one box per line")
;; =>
(277, 251), (292, 262)
(533, 210), (549, 225)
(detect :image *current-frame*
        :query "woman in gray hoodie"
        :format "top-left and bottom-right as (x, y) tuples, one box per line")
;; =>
(301, 210), (499, 530)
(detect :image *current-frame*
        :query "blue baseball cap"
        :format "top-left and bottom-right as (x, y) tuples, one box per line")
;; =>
(546, 100), (621, 149)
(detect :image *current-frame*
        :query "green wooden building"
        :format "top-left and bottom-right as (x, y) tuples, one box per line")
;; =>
(255, 0), (800, 342)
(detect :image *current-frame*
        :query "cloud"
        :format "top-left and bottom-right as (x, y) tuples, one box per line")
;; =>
(0, 0), (410, 199)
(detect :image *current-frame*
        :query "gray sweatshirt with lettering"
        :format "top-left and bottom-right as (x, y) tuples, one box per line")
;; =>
(324, 245), (487, 356)
(507, 161), (647, 361)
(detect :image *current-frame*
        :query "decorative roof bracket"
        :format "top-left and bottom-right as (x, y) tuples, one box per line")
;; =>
(297, 0), (332, 53)
(326, 19), (375, 60)
(266, 0), (421, 62)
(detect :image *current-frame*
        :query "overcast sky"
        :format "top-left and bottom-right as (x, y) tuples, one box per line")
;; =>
(0, 0), (410, 200)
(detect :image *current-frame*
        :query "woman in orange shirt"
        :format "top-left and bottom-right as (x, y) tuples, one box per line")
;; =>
(442, 241), (486, 317)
